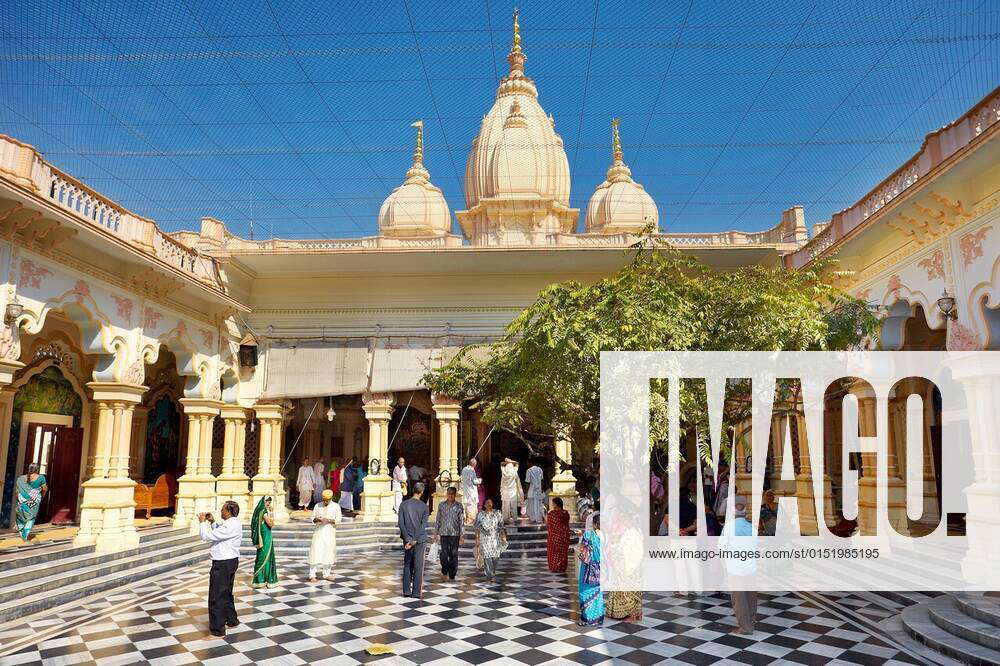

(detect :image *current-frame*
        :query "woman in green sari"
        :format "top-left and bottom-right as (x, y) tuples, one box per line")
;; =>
(16, 463), (48, 541)
(251, 496), (277, 588)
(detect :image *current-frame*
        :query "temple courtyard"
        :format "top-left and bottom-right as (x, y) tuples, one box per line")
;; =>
(0, 543), (927, 666)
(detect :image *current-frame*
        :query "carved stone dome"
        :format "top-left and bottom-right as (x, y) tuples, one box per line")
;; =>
(378, 121), (451, 237)
(585, 119), (659, 235)
(457, 10), (578, 245)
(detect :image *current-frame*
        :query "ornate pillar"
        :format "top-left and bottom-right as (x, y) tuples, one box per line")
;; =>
(549, 428), (578, 521)
(129, 406), (148, 481)
(74, 383), (146, 551)
(948, 352), (1000, 589)
(360, 392), (395, 522)
(851, 384), (879, 536)
(216, 405), (250, 521)
(793, 412), (836, 534)
(172, 399), (222, 532)
(250, 403), (290, 522)
(732, 423), (752, 498)
(431, 395), (461, 517)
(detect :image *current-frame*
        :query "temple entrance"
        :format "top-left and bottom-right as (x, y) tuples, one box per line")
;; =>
(387, 396), (433, 499)
(482, 428), (553, 506)
(22, 423), (83, 524)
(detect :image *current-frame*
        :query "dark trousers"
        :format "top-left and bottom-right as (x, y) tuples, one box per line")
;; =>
(439, 535), (459, 578)
(208, 558), (239, 633)
(402, 542), (427, 596)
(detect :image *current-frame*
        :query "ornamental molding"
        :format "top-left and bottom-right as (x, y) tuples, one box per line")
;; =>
(251, 305), (523, 316)
(959, 225), (993, 267)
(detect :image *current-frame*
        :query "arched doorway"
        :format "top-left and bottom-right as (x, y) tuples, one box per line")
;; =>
(2, 365), (85, 527)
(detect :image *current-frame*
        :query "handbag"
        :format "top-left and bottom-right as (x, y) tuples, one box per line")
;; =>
(427, 541), (440, 561)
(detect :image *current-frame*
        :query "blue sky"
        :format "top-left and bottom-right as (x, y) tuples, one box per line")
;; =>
(0, 0), (997, 239)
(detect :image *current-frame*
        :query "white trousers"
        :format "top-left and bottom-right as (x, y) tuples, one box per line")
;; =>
(309, 565), (333, 579)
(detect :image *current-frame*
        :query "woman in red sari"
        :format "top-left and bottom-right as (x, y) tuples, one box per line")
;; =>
(546, 496), (571, 573)
(328, 459), (341, 502)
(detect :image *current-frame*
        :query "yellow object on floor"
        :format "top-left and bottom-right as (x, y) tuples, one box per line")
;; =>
(365, 644), (395, 655)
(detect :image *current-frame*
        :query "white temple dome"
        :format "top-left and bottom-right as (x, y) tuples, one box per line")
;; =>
(457, 10), (578, 245)
(378, 120), (451, 237)
(585, 118), (659, 235)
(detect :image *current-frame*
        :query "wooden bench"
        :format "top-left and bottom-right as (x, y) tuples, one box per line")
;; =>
(134, 473), (175, 519)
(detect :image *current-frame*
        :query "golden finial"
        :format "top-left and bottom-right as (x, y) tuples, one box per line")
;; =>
(512, 7), (522, 54)
(411, 119), (424, 165)
(611, 117), (623, 163)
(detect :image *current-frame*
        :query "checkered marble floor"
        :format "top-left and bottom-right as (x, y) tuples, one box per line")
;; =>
(0, 555), (929, 665)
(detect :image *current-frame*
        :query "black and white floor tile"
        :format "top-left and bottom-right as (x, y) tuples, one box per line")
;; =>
(0, 556), (929, 665)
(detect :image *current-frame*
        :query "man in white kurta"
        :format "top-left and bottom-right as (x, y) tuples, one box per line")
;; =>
(499, 460), (524, 524)
(392, 458), (408, 513)
(309, 489), (342, 581)
(460, 458), (481, 524)
(525, 462), (545, 524)
(296, 458), (315, 510)
(312, 458), (326, 505)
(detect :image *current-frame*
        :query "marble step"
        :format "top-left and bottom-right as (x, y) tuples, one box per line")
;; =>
(0, 526), (185, 574)
(0, 529), (198, 588)
(0, 535), (208, 609)
(880, 614), (964, 666)
(0, 544), (209, 625)
(901, 601), (1000, 666)
(956, 594), (1000, 630)
(928, 595), (1000, 652)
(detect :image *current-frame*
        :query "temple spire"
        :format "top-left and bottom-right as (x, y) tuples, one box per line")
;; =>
(611, 117), (623, 164)
(507, 7), (526, 77)
(411, 119), (424, 166)
(606, 117), (633, 183)
(405, 119), (429, 184)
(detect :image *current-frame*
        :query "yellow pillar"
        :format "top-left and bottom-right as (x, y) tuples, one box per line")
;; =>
(361, 392), (395, 522)
(173, 399), (222, 532)
(549, 428), (578, 521)
(852, 385), (879, 536)
(74, 383), (146, 552)
(431, 395), (461, 516)
(250, 403), (290, 522)
(216, 405), (250, 521)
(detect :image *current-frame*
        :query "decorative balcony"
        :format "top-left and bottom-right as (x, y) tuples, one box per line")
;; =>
(0, 134), (224, 293)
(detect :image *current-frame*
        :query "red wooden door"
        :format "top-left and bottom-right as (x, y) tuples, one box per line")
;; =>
(47, 427), (83, 524)
(23, 424), (60, 523)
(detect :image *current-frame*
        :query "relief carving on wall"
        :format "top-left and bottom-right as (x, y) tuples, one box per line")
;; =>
(110, 294), (133, 325)
(199, 328), (214, 349)
(959, 226), (993, 267)
(917, 250), (945, 281)
(18, 259), (51, 289)
(947, 321), (981, 351)
(122, 358), (145, 385)
(0, 325), (20, 361)
(886, 274), (903, 296)
(142, 307), (162, 331)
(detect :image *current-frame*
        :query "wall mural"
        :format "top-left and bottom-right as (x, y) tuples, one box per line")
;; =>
(143, 396), (180, 483)
(1, 366), (83, 527)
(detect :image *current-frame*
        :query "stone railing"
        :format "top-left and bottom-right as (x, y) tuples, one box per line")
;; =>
(0, 134), (224, 291)
(785, 85), (1000, 270)
(222, 233), (464, 252)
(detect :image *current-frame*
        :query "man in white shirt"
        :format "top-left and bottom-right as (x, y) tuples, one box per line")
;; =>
(199, 501), (243, 637)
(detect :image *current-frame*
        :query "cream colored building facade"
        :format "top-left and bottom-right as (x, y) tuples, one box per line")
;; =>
(0, 15), (996, 566)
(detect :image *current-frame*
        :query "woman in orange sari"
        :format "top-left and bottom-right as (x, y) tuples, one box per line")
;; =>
(546, 497), (570, 573)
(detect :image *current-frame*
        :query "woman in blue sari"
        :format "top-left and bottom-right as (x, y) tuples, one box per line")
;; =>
(16, 463), (48, 541)
(577, 513), (604, 626)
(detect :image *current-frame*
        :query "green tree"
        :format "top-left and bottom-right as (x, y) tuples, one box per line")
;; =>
(424, 245), (878, 461)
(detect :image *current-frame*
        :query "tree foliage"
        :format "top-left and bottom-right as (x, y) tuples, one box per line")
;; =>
(423, 245), (879, 457)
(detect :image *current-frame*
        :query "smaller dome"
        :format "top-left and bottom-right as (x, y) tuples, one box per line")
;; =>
(584, 118), (658, 234)
(379, 121), (451, 237)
